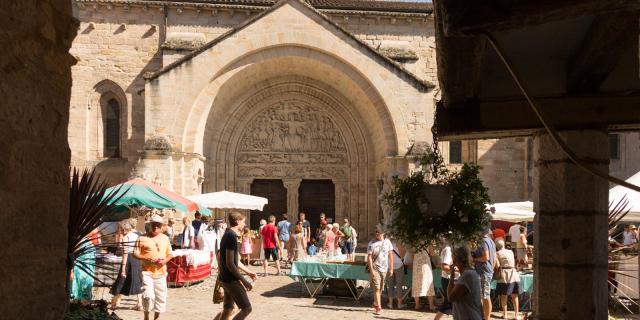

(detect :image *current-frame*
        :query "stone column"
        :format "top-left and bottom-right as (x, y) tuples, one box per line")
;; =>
(283, 179), (302, 216)
(533, 130), (609, 319)
(334, 181), (347, 222)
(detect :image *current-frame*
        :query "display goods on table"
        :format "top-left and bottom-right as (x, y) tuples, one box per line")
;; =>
(167, 249), (212, 285)
(290, 256), (442, 300)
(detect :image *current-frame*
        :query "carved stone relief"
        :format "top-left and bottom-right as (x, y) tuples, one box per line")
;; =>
(236, 100), (349, 181)
(239, 101), (346, 153)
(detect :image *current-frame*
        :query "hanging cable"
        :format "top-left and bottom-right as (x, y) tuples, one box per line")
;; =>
(483, 32), (640, 193)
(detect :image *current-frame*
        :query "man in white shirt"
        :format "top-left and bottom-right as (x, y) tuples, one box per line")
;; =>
(508, 222), (522, 248)
(367, 225), (393, 315)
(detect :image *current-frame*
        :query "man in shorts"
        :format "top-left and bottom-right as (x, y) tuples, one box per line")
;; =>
(367, 224), (393, 315)
(260, 215), (281, 276)
(276, 214), (291, 260)
(473, 229), (496, 320)
(214, 212), (257, 320)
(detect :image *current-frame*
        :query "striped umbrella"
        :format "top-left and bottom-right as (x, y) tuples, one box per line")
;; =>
(105, 178), (212, 218)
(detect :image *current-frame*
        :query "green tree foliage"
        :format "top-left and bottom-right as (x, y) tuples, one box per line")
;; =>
(384, 150), (492, 250)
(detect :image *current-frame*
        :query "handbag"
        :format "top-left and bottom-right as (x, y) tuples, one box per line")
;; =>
(493, 267), (502, 282)
(212, 274), (224, 304)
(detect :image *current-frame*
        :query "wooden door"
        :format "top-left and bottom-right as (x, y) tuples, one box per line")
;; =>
(250, 179), (287, 230)
(298, 179), (335, 238)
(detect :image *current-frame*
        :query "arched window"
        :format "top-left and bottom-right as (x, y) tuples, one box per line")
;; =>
(103, 97), (120, 157)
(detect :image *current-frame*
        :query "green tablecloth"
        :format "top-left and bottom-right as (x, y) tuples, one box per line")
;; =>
(290, 261), (371, 281)
(290, 261), (531, 295)
(491, 273), (533, 294)
(290, 261), (442, 290)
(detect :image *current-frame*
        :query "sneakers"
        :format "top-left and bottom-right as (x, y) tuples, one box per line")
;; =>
(374, 306), (383, 315)
(386, 302), (393, 309)
(397, 303), (407, 309)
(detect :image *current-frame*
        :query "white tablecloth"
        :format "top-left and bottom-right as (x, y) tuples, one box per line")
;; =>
(171, 249), (211, 267)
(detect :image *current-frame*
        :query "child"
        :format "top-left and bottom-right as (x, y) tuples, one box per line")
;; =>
(307, 238), (317, 256)
(240, 227), (253, 265)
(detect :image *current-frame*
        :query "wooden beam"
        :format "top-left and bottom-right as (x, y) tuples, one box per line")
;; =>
(434, 0), (485, 106)
(434, 94), (640, 140)
(438, 0), (640, 36)
(567, 11), (639, 93)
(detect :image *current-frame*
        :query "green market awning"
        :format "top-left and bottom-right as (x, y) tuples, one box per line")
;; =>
(105, 178), (212, 218)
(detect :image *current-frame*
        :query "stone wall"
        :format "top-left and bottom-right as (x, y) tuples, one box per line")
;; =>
(70, 4), (163, 185)
(69, 2), (436, 186)
(610, 131), (640, 181)
(476, 138), (528, 203)
(0, 0), (77, 318)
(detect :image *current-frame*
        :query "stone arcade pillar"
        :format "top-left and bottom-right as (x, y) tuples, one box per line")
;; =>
(533, 130), (609, 319)
(283, 179), (302, 217)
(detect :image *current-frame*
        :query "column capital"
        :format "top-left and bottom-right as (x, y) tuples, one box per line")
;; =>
(283, 178), (302, 190)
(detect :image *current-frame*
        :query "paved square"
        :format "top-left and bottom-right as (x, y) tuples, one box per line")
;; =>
(100, 265), (448, 320)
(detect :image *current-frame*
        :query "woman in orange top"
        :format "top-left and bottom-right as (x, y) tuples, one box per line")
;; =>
(134, 215), (172, 320)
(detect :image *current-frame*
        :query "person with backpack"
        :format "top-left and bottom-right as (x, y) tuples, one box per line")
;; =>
(341, 218), (357, 261)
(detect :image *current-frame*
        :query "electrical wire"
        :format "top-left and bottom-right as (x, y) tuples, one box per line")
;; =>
(483, 32), (640, 193)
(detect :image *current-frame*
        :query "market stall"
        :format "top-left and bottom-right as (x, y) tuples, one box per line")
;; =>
(167, 249), (213, 285)
(187, 191), (268, 264)
(104, 178), (212, 221)
(99, 178), (213, 285)
(289, 258), (440, 301)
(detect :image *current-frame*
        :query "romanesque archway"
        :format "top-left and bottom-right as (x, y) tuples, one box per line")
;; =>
(203, 78), (373, 231)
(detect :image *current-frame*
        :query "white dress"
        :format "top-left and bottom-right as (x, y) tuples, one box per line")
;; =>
(412, 251), (435, 297)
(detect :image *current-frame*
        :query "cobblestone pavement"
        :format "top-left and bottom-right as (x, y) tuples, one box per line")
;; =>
(97, 265), (453, 320)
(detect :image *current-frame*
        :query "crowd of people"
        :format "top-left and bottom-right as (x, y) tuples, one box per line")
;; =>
(71, 211), (543, 320)
(365, 225), (528, 319)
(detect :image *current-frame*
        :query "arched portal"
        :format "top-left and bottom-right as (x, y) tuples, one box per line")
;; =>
(203, 77), (373, 231)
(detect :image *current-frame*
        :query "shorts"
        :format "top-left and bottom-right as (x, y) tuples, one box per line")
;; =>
(264, 248), (279, 261)
(479, 274), (492, 299)
(516, 248), (527, 260)
(221, 280), (251, 310)
(370, 269), (387, 290)
(343, 241), (354, 254)
(495, 282), (523, 296)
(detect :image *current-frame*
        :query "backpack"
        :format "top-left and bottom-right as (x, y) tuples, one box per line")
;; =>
(341, 225), (353, 239)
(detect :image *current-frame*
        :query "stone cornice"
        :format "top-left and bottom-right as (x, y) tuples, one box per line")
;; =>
(74, 0), (433, 18)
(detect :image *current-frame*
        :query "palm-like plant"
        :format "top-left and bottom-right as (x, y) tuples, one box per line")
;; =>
(607, 195), (639, 314)
(66, 168), (129, 300)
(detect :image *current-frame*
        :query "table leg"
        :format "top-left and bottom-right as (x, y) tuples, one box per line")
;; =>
(355, 281), (370, 301)
(302, 278), (328, 298)
(344, 279), (359, 300)
(401, 286), (412, 303)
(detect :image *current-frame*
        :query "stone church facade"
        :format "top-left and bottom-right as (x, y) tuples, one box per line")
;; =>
(69, 0), (640, 234)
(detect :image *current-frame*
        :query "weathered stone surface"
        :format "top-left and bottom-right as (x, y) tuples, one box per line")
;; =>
(0, 0), (77, 318)
(533, 130), (609, 319)
(67, 0), (640, 229)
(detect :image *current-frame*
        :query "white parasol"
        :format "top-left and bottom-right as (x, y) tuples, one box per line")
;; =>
(186, 191), (268, 211)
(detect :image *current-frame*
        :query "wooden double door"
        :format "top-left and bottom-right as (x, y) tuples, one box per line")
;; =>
(250, 179), (334, 233)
